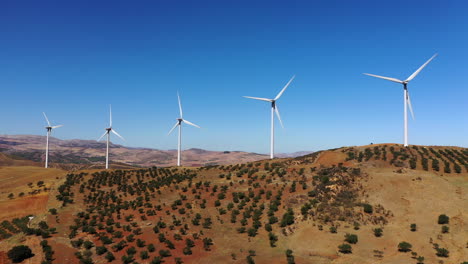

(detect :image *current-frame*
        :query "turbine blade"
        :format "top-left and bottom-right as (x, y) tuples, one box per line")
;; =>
(111, 129), (125, 141)
(407, 91), (415, 120)
(109, 105), (112, 127)
(405, 53), (438, 82)
(177, 92), (183, 118)
(243, 96), (273, 102)
(274, 75), (295, 100)
(98, 131), (107, 141)
(43, 112), (51, 126)
(363, 73), (403, 84)
(183, 119), (201, 128)
(275, 105), (284, 128)
(168, 122), (179, 135)
(52, 125), (63, 129)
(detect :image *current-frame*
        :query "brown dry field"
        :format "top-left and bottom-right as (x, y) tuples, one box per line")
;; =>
(0, 144), (466, 263)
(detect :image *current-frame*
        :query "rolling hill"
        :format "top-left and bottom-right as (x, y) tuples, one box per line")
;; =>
(0, 135), (271, 168)
(0, 143), (466, 264)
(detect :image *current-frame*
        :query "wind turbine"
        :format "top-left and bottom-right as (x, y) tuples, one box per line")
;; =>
(364, 54), (437, 147)
(168, 92), (200, 166)
(243, 75), (295, 159)
(98, 105), (125, 169)
(43, 112), (63, 168)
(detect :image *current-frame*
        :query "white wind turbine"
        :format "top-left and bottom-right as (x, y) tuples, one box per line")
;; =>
(98, 105), (125, 169)
(364, 54), (437, 147)
(43, 112), (63, 168)
(168, 92), (200, 166)
(243, 75), (295, 159)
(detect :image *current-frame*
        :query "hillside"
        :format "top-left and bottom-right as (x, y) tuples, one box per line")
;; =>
(0, 144), (466, 264)
(0, 135), (269, 168)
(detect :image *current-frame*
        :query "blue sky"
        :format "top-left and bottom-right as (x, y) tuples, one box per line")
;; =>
(1, 0), (467, 153)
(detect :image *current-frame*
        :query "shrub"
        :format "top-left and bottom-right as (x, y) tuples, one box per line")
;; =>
(410, 223), (417, 232)
(280, 208), (295, 227)
(247, 228), (257, 237)
(121, 255), (135, 264)
(338, 243), (352, 254)
(363, 204), (373, 214)
(416, 256), (424, 264)
(330, 226), (337, 233)
(96, 246), (107, 255)
(436, 248), (449, 257)
(83, 241), (94, 250)
(246, 255), (255, 264)
(344, 233), (358, 244)
(285, 249), (295, 264)
(140, 250), (149, 260)
(105, 252), (115, 262)
(7, 245), (34, 263)
(183, 247), (192, 255)
(398, 241), (412, 252)
(441, 225), (449, 233)
(147, 243), (155, 252)
(373, 228), (383, 237)
(159, 249), (171, 257)
(438, 214), (449, 224)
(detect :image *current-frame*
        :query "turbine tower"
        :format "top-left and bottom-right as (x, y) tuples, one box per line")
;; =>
(43, 112), (63, 168)
(168, 92), (200, 166)
(364, 54), (437, 147)
(98, 105), (125, 169)
(243, 75), (295, 159)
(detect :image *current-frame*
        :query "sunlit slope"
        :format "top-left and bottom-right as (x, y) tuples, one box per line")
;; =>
(0, 144), (466, 264)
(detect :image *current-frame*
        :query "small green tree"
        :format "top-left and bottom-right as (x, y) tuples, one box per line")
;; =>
(147, 243), (155, 252)
(268, 232), (278, 247)
(373, 228), (383, 237)
(96, 246), (107, 255)
(398, 241), (412, 252)
(7, 245), (34, 263)
(441, 225), (449, 233)
(121, 254), (135, 264)
(436, 248), (449, 257)
(344, 233), (358, 244)
(246, 255), (255, 264)
(416, 256), (425, 264)
(140, 250), (149, 259)
(363, 204), (373, 213)
(285, 249), (295, 264)
(438, 214), (449, 224)
(338, 243), (352, 254)
(105, 251), (115, 262)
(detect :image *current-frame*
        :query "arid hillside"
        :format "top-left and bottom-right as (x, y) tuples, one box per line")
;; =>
(0, 135), (269, 168)
(0, 144), (466, 264)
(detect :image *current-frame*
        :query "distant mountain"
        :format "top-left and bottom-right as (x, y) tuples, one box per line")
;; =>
(0, 135), (270, 168)
(276, 151), (314, 158)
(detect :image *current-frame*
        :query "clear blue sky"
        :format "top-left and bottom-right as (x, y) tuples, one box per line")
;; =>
(1, 0), (467, 153)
